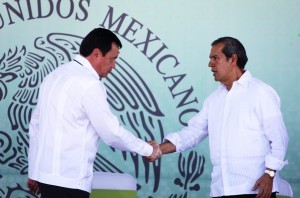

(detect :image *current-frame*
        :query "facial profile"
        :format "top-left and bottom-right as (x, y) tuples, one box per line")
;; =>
(208, 43), (233, 83)
(96, 43), (120, 78)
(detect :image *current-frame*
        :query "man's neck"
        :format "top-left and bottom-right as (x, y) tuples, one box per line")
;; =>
(224, 69), (245, 90)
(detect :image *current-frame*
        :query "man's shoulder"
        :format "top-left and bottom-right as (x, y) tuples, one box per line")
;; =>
(248, 76), (277, 93)
(245, 76), (281, 104)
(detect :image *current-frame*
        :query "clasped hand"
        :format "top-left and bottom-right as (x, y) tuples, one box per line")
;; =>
(147, 140), (162, 162)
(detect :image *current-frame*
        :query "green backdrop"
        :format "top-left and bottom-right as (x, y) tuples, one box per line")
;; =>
(0, 1), (299, 197)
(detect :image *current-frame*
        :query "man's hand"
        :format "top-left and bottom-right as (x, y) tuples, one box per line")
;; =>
(252, 172), (274, 198)
(27, 178), (40, 195)
(147, 141), (162, 162)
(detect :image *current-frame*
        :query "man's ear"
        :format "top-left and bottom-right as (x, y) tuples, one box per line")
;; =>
(231, 53), (238, 64)
(91, 48), (100, 58)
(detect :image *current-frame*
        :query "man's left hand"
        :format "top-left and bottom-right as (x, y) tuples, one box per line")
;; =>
(252, 173), (273, 198)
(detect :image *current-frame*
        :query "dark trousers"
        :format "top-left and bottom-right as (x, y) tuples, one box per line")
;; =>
(214, 192), (277, 198)
(37, 182), (89, 198)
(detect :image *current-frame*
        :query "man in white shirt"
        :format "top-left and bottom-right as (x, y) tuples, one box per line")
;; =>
(149, 37), (288, 198)
(27, 28), (161, 198)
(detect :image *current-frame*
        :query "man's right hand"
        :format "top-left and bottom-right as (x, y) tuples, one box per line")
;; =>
(147, 141), (162, 162)
(27, 178), (40, 195)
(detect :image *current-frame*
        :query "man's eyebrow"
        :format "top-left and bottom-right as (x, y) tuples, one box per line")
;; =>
(209, 55), (218, 59)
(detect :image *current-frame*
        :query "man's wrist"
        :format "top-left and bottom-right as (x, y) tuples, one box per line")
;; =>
(265, 169), (276, 178)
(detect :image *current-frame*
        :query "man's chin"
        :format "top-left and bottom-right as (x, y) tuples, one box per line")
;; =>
(99, 74), (107, 78)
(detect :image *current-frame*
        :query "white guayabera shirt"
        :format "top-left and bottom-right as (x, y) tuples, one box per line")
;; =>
(165, 71), (288, 197)
(28, 54), (152, 192)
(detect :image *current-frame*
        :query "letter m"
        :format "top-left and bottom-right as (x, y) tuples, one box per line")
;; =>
(99, 6), (128, 34)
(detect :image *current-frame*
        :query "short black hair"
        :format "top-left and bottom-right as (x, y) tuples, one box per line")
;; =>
(211, 37), (248, 69)
(80, 28), (122, 57)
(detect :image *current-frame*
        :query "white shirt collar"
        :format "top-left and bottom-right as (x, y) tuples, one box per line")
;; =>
(220, 70), (252, 90)
(237, 70), (252, 87)
(74, 54), (99, 79)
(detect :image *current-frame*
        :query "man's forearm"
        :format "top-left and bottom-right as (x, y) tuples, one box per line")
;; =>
(160, 141), (176, 154)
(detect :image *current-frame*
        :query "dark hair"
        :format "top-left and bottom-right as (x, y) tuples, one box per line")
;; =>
(211, 37), (248, 69)
(80, 28), (122, 57)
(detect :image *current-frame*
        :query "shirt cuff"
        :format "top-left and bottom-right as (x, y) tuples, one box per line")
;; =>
(265, 155), (288, 171)
(164, 133), (182, 152)
(143, 143), (154, 156)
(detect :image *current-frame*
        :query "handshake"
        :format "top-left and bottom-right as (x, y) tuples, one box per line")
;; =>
(146, 141), (163, 162)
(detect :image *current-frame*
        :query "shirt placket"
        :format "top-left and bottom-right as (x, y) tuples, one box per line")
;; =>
(220, 89), (232, 195)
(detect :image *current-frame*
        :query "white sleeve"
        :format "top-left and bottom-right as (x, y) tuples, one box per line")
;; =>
(260, 86), (289, 170)
(81, 82), (153, 156)
(164, 101), (209, 152)
(28, 104), (40, 179)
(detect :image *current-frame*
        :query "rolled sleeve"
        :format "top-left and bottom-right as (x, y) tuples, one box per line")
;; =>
(260, 87), (289, 171)
(264, 115), (289, 170)
(265, 155), (288, 170)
